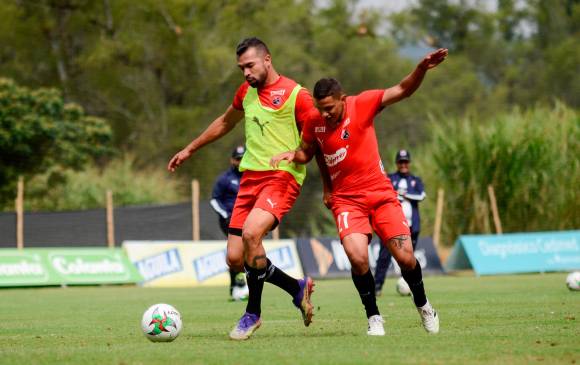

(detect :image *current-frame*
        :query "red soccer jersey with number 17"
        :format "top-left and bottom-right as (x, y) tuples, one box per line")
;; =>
(302, 90), (393, 194)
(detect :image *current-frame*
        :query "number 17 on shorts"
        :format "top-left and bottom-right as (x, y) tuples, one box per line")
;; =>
(337, 212), (350, 233)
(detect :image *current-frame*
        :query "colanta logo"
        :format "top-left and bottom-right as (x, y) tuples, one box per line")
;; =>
(324, 147), (348, 167)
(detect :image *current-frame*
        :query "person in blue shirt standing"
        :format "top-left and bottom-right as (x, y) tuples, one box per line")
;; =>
(374, 149), (426, 296)
(211, 145), (248, 300)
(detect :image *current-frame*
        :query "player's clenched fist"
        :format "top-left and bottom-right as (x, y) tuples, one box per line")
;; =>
(167, 148), (193, 172)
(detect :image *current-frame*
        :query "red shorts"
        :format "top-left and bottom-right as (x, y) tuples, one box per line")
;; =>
(329, 186), (410, 242)
(229, 170), (301, 234)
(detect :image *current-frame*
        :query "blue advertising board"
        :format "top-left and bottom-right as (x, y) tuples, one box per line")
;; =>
(446, 230), (580, 275)
(296, 236), (444, 279)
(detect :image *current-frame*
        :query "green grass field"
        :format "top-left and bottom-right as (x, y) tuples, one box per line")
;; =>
(1, 273), (578, 365)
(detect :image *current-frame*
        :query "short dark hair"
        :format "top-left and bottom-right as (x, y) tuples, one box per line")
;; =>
(313, 78), (344, 100)
(236, 37), (270, 57)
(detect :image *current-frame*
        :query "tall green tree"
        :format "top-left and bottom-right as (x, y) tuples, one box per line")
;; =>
(0, 78), (112, 206)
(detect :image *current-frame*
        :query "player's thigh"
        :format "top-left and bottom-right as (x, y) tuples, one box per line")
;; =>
(229, 194), (255, 233)
(331, 201), (372, 240)
(372, 201), (415, 270)
(242, 207), (277, 245)
(228, 174), (262, 232)
(253, 172), (301, 228)
(341, 233), (370, 273)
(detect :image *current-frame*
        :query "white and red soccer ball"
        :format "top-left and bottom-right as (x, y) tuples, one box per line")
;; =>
(141, 303), (182, 342)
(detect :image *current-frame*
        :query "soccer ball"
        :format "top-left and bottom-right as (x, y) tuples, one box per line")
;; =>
(566, 271), (580, 291)
(232, 284), (249, 301)
(396, 277), (411, 296)
(141, 303), (182, 342)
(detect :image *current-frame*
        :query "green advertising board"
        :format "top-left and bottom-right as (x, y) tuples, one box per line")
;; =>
(0, 248), (143, 287)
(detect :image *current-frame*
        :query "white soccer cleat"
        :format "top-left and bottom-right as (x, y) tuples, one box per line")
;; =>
(417, 301), (439, 334)
(367, 314), (385, 336)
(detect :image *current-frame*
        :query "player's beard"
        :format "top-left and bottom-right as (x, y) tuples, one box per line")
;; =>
(247, 69), (267, 88)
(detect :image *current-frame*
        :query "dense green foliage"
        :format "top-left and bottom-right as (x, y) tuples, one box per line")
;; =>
(0, 78), (112, 207)
(0, 0), (578, 240)
(415, 103), (579, 246)
(1, 274), (578, 364)
(24, 155), (183, 211)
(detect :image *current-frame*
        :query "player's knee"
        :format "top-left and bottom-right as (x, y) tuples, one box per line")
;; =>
(350, 257), (369, 275)
(241, 228), (262, 247)
(226, 251), (244, 271)
(398, 255), (417, 271)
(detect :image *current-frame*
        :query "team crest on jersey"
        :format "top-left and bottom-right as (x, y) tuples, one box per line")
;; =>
(341, 129), (350, 140)
(272, 96), (282, 106)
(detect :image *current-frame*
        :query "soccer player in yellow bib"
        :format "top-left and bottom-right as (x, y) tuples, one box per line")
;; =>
(168, 38), (319, 340)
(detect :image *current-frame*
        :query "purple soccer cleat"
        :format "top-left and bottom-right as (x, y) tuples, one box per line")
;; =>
(229, 312), (262, 340)
(293, 277), (315, 326)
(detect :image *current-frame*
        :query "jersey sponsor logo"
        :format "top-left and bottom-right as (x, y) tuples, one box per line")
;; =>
(272, 96), (282, 106)
(270, 89), (286, 96)
(324, 147), (348, 167)
(315, 126), (326, 133)
(252, 116), (270, 136)
(341, 129), (350, 140)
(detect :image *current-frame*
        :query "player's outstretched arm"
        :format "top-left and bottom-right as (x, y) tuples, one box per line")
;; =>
(167, 106), (244, 172)
(270, 141), (314, 168)
(381, 48), (448, 108)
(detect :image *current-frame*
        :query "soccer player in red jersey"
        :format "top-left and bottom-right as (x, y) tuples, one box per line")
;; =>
(168, 38), (322, 340)
(271, 48), (448, 335)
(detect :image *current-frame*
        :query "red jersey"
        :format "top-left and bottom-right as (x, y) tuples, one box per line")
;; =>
(302, 90), (391, 194)
(232, 75), (316, 130)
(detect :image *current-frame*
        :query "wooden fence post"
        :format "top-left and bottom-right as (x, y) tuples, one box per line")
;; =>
(16, 176), (24, 250)
(106, 190), (115, 248)
(191, 179), (200, 241)
(487, 185), (503, 234)
(433, 188), (444, 248)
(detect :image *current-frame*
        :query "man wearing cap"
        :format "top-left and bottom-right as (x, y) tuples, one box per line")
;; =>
(210, 145), (248, 301)
(374, 149), (426, 297)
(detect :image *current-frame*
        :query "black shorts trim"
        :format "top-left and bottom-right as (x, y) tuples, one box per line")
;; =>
(228, 227), (242, 236)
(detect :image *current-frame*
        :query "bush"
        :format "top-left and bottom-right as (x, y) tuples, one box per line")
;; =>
(415, 102), (579, 246)
(22, 155), (184, 211)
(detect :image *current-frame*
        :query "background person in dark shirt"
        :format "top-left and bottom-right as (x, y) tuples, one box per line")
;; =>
(374, 150), (426, 296)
